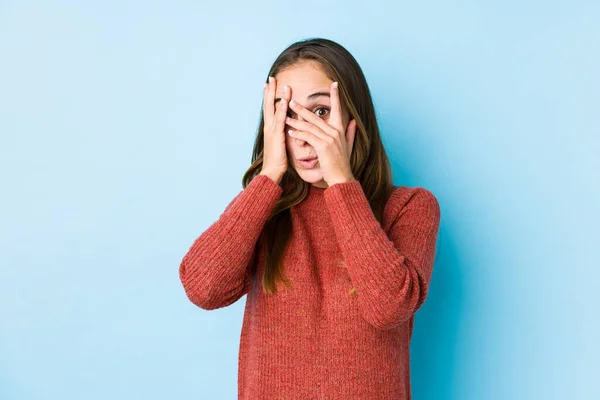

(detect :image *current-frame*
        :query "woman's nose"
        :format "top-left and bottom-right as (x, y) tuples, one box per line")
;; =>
(295, 138), (311, 146)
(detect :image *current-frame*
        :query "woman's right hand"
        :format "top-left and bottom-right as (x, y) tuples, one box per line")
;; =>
(259, 76), (291, 184)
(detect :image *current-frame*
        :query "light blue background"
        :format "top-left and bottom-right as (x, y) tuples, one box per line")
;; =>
(1, 1), (598, 399)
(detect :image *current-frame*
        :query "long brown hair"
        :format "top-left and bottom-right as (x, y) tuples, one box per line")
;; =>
(241, 38), (395, 296)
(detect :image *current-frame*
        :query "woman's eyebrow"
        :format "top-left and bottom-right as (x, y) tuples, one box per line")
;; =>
(274, 91), (330, 105)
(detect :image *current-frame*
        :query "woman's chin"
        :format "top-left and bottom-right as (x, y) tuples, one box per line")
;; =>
(295, 167), (323, 183)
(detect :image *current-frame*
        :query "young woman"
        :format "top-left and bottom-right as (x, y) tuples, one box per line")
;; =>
(179, 37), (441, 400)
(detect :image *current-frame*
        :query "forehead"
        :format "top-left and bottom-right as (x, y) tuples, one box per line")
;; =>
(274, 61), (332, 99)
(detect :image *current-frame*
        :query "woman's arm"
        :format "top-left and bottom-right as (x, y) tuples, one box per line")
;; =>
(179, 174), (283, 310)
(323, 180), (441, 330)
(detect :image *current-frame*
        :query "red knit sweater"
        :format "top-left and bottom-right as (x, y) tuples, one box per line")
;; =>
(179, 174), (441, 399)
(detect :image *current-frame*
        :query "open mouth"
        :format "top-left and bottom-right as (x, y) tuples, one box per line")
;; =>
(298, 156), (319, 168)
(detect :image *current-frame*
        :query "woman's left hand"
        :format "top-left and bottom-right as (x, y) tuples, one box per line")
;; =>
(285, 81), (357, 187)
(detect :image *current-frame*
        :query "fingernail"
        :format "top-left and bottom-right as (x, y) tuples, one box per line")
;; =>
(288, 130), (294, 135)
(333, 81), (338, 88)
(289, 99), (295, 106)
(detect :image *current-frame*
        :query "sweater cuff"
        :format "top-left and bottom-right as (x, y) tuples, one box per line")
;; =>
(248, 173), (283, 199)
(223, 174), (283, 219)
(323, 180), (379, 234)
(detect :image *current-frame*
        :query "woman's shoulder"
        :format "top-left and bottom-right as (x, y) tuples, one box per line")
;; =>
(383, 184), (441, 223)
(388, 184), (439, 204)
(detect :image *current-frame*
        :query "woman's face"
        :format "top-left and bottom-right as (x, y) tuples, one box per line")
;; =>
(274, 61), (350, 189)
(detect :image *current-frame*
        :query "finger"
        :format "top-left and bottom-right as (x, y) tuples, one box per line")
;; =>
(285, 116), (330, 141)
(289, 99), (337, 137)
(287, 128), (322, 147)
(345, 119), (356, 156)
(274, 86), (289, 131)
(264, 76), (276, 124)
(329, 81), (343, 131)
(262, 82), (268, 123)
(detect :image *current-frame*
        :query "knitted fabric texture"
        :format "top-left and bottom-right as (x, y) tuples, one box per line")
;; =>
(179, 174), (441, 400)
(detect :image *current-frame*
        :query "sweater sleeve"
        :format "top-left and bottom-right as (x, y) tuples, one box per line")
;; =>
(179, 174), (283, 310)
(323, 180), (441, 330)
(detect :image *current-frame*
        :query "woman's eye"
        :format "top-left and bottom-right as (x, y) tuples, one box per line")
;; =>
(315, 107), (330, 118)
